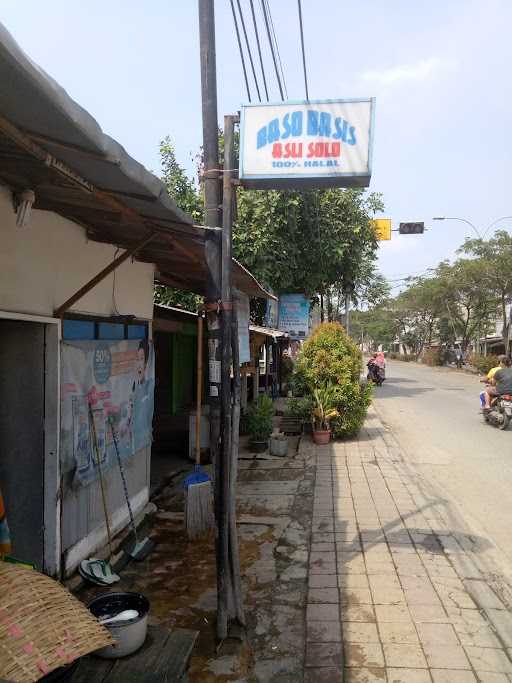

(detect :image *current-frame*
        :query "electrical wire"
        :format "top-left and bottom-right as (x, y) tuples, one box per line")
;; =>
(260, 0), (284, 99)
(249, 0), (269, 101)
(265, 0), (288, 98)
(236, 0), (261, 102)
(230, 0), (252, 101)
(297, 0), (309, 100)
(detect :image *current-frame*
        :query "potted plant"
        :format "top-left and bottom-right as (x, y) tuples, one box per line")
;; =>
(281, 396), (313, 435)
(269, 432), (288, 457)
(247, 395), (274, 452)
(311, 385), (339, 445)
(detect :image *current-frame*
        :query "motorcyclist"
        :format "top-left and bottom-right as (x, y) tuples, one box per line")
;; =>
(367, 352), (385, 383)
(484, 355), (512, 411)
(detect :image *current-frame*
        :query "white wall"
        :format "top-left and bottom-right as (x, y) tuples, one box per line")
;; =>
(0, 186), (155, 319)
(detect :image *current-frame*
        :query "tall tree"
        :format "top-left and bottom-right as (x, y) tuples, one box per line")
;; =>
(156, 138), (204, 310)
(233, 187), (384, 297)
(460, 231), (512, 349)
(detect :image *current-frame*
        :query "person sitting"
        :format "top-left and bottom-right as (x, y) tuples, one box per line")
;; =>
(375, 352), (386, 369)
(484, 355), (512, 410)
(480, 364), (500, 408)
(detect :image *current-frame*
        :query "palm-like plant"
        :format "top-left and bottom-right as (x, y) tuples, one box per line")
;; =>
(312, 384), (340, 431)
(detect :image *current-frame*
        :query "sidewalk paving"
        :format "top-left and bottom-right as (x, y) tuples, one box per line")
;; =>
(306, 405), (512, 683)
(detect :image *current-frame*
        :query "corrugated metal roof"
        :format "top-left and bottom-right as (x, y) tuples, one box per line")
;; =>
(249, 325), (287, 339)
(0, 22), (274, 301)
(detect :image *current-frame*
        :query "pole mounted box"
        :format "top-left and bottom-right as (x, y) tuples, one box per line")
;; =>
(399, 222), (424, 235)
(372, 218), (392, 240)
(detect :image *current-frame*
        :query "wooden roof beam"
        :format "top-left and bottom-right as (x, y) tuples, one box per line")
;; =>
(54, 232), (156, 317)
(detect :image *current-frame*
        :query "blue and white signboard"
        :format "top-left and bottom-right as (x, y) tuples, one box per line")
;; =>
(278, 294), (310, 340)
(240, 98), (375, 189)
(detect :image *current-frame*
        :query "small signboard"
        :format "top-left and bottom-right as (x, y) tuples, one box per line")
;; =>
(265, 297), (278, 329)
(240, 98), (375, 189)
(278, 294), (310, 340)
(372, 218), (392, 241)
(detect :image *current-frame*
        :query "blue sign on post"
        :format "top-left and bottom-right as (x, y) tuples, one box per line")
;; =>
(278, 294), (310, 340)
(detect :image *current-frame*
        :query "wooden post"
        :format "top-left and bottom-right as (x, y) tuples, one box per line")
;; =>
(229, 301), (245, 625)
(195, 315), (204, 464)
(254, 365), (260, 399)
(264, 338), (269, 395)
(241, 371), (248, 412)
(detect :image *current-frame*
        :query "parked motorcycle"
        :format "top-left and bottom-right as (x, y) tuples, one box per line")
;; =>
(367, 363), (385, 386)
(484, 394), (512, 430)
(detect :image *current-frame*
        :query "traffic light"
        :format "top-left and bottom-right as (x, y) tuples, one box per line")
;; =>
(399, 222), (424, 235)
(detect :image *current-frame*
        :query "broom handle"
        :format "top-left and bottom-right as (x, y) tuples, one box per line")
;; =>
(109, 419), (138, 542)
(195, 314), (203, 466)
(89, 404), (114, 559)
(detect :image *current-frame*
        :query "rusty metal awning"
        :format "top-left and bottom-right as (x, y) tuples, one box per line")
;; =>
(0, 22), (273, 301)
(249, 325), (287, 339)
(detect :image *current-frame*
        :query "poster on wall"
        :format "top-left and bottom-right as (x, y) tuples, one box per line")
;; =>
(240, 98), (375, 189)
(235, 289), (251, 364)
(61, 339), (155, 486)
(265, 297), (278, 329)
(278, 294), (310, 340)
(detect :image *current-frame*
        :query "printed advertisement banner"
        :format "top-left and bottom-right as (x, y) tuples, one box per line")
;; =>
(61, 340), (154, 486)
(235, 290), (251, 364)
(240, 99), (375, 189)
(265, 297), (278, 329)
(278, 294), (310, 340)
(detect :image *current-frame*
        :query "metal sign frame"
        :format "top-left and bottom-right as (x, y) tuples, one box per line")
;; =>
(239, 98), (376, 189)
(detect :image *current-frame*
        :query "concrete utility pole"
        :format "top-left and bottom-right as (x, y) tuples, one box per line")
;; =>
(198, 0), (225, 639)
(198, 0), (222, 481)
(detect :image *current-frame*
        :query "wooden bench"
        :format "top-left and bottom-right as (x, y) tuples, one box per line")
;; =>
(71, 625), (198, 682)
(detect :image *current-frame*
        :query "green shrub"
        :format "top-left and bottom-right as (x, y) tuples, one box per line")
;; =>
(296, 322), (371, 440)
(280, 355), (294, 384)
(247, 395), (274, 441)
(332, 381), (373, 439)
(288, 367), (309, 396)
(469, 353), (500, 374)
(284, 396), (313, 420)
(422, 348), (443, 367)
(297, 322), (362, 388)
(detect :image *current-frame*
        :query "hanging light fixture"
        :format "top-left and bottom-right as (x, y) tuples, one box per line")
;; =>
(15, 189), (35, 228)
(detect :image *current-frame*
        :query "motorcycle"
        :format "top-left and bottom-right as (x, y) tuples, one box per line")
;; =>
(484, 394), (512, 430)
(367, 363), (385, 386)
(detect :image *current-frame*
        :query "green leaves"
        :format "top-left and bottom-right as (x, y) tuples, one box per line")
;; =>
(294, 322), (371, 439)
(233, 188), (384, 297)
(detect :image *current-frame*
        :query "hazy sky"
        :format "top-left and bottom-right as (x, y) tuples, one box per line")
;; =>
(2, 0), (512, 290)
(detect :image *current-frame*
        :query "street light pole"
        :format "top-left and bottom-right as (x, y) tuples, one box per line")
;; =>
(432, 216), (482, 239)
(433, 215), (512, 240)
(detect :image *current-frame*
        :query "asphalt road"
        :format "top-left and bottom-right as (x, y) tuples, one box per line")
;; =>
(373, 360), (512, 580)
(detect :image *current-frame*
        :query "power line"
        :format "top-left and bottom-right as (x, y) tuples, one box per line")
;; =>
(249, 0), (269, 101)
(230, 0), (252, 101)
(297, 0), (309, 100)
(236, 0), (261, 101)
(260, 0), (284, 99)
(265, 0), (288, 98)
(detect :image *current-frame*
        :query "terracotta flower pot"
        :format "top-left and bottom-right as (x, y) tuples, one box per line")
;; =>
(312, 429), (331, 445)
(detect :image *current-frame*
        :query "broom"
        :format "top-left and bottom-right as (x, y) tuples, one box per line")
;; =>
(184, 313), (215, 539)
